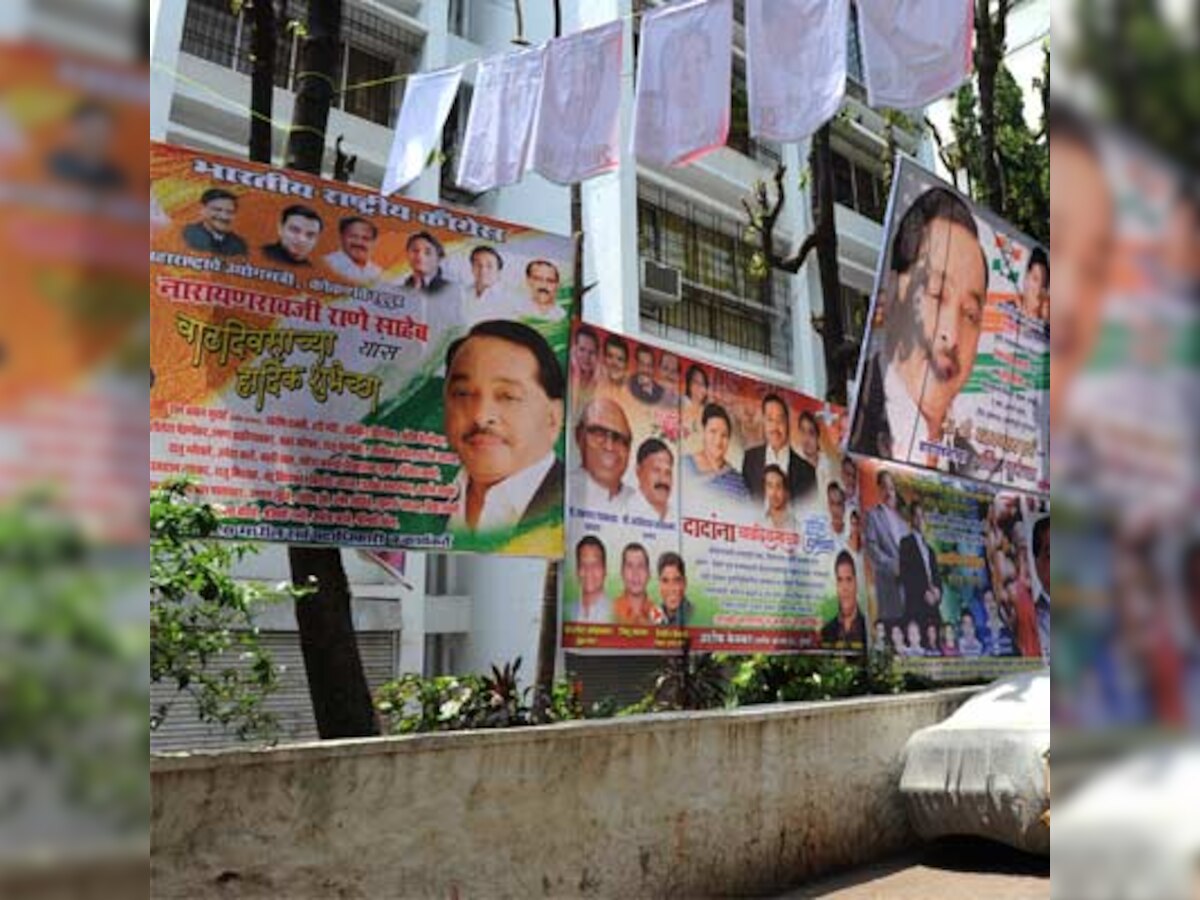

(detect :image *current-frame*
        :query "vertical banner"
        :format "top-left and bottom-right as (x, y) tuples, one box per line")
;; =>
(562, 323), (862, 654)
(149, 143), (573, 557)
(563, 324), (683, 648)
(858, 457), (1049, 681)
(848, 156), (1049, 495)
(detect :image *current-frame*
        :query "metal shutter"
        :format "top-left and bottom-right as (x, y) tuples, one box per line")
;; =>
(151, 631), (396, 753)
(564, 653), (664, 709)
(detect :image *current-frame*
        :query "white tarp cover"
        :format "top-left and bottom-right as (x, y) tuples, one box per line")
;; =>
(1052, 747), (1200, 900)
(899, 667), (1050, 854)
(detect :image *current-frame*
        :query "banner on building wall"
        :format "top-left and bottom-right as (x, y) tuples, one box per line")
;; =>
(857, 457), (1049, 681)
(848, 155), (1050, 496)
(149, 143), (573, 557)
(561, 322), (865, 654)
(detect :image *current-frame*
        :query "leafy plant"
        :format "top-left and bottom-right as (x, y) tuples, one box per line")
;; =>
(0, 493), (146, 830)
(639, 644), (729, 712)
(151, 477), (294, 741)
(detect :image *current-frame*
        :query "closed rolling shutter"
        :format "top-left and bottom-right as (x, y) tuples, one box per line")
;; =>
(564, 653), (664, 709)
(151, 631), (396, 753)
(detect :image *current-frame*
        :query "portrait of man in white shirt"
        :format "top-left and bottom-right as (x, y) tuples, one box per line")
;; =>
(568, 396), (635, 515)
(570, 535), (613, 624)
(443, 320), (565, 535)
(323, 215), (383, 285)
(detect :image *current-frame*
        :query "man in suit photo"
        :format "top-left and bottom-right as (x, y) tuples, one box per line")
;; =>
(742, 393), (816, 503)
(849, 186), (987, 474)
(865, 468), (908, 627)
(443, 320), (564, 534)
(898, 500), (942, 632)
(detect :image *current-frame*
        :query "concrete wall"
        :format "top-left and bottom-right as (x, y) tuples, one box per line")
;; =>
(152, 688), (975, 899)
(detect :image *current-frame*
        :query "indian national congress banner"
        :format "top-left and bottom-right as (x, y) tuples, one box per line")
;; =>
(857, 458), (1050, 680)
(562, 323), (863, 654)
(149, 143), (573, 556)
(848, 156), (1050, 494)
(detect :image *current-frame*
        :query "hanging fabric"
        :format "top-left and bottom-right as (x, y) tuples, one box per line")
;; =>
(633, 0), (733, 168)
(857, 0), (974, 109)
(531, 20), (624, 185)
(746, 0), (848, 142)
(456, 44), (547, 193)
(381, 65), (464, 196)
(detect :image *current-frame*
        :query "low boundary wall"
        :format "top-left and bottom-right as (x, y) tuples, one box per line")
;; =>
(152, 688), (976, 898)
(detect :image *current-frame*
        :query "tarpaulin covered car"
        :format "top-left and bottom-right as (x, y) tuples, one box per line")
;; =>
(899, 668), (1050, 855)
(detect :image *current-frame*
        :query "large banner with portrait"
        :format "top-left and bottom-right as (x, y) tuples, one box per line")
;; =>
(847, 155), (1049, 495)
(562, 323), (864, 653)
(149, 143), (573, 556)
(857, 457), (1049, 681)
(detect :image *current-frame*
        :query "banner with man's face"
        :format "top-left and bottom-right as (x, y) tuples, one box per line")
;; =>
(150, 143), (573, 556)
(848, 156), (1049, 495)
(562, 322), (861, 654)
(857, 457), (1049, 681)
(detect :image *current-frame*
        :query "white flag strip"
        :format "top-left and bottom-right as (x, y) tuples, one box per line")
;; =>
(381, 65), (464, 197)
(746, 0), (848, 142)
(456, 45), (546, 193)
(633, 0), (733, 168)
(857, 0), (973, 110)
(531, 21), (624, 185)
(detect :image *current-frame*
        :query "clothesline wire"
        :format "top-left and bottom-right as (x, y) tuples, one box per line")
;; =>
(151, 8), (665, 138)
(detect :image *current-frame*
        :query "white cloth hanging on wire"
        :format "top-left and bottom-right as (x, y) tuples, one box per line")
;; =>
(455, 45), (546, 193)
(856, 0), (974, 109)
(381, 65), (464, 196)
(531, 21), (624, 185)
(746, 0), (848, 142)
(633, 0), (733, 168)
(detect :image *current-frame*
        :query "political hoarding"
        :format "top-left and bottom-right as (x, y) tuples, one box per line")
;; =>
(847, 155), (1050, 495)
(149, 143), (573, 557)
(0, 45), (148, 544)
(857, 457), (1049, 681)
(562, 322), (864, 654)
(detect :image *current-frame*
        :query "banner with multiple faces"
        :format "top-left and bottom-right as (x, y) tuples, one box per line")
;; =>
(856, 458), (1050, 680)
(562, 323), (863, 653)
(149, 143), (573, 557)
(848, 155), (1050, 495)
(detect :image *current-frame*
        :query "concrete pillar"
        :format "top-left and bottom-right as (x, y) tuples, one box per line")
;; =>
(149, 0), (185, 142)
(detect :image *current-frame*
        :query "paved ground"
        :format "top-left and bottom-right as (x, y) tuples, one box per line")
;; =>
(775, 837), (1049, 899)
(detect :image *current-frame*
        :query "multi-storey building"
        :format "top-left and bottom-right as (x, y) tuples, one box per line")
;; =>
(149, 0), (933, 748)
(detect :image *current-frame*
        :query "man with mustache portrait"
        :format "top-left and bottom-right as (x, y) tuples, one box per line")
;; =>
(443, 320), (565, 534)
(850, 187), (987, 475)
(628, 437), (675, 525)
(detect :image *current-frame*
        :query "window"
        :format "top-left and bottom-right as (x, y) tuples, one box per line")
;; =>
(180, 0), (421, 128)
(839, 283), (872, 346)
(343, 45), (395, 126)
(846, 3), (867, 100)
(448, 0), (469, 38)
(638, 183), (792, 372)
(824, 148), (887, 223)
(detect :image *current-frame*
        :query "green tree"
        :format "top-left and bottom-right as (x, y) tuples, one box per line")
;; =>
(0, 495), (146, 829)
(151, 478), (286, 740)
(950, 64), (1049, 243)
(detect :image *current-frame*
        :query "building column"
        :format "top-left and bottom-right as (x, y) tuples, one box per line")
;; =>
(572, 0), (640, 334)
(781, 139), (824, 398)
(149, 0), (186, 143)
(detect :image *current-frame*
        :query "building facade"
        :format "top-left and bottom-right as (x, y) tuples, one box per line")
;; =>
(149, 0), (931, 748)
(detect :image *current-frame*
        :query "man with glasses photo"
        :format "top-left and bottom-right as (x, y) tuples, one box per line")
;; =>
(568, 397), (635, 515)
